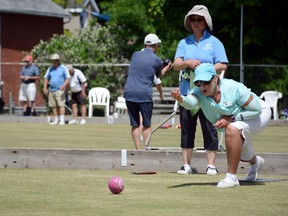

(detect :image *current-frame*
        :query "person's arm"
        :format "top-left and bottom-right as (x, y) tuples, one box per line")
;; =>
(171, 88), (199, 110)
(43, 78), (48, 95)
(156, 84), (163, 101)
(214, 94), (262, 129)
(173, 58), (201, 72)
(214, 63), (228, 74)
(61, 78), (70, 90)
(60, 67), (71, 90)
(24, 76), (40, 81)
(234, 94), (262, 121)
(80, 82), (87, 99)
(158, 63), (172, 78)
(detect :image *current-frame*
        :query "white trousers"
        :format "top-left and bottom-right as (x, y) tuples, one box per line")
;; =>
(230, 99), (271, 161)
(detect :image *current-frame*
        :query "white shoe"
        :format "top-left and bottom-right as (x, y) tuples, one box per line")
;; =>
(49, 121), (58, 125)
(80, 119), (86, 125)
(246, 156), (265, 181)
(217, 178), (240, 188)
(177, 164), (192, 175)
(206, 165), (218, 175)
(59, 121), (65, 126)
(69, 119), (78, 125)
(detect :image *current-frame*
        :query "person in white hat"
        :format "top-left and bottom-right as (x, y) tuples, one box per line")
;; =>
(66, 65), (88, 125)
(124, 33), (171, 150)
(171, 63), (271, 188)
(173, 5), (228, 175)
(43, 53), (70, 125)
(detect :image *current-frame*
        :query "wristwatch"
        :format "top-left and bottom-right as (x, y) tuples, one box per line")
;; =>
(230, 115), (236, 122)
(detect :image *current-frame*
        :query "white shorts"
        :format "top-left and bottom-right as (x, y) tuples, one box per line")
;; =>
(230, 100), (271, 161)
(19, 83), (37, 101)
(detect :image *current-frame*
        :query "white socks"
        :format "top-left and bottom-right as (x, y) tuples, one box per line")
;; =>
(54, 116), (59, 123)
(225, 173), (237, 182)
(60, 115), (65, 123)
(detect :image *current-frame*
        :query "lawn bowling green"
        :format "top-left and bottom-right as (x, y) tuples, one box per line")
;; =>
(0, 116), (287, 175)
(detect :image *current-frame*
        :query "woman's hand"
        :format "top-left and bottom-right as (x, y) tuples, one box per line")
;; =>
(185, 59), (201, 70)
(171, 88), (183, 103)
(213, 116), (234, 129)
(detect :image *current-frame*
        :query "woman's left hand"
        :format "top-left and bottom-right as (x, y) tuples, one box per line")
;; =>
(214, 116), (233, 128)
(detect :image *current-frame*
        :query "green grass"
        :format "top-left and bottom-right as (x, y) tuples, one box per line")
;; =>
(0, 122), (287, 153)
(0, 123), (287, 215)
(0, 169), (287, 216)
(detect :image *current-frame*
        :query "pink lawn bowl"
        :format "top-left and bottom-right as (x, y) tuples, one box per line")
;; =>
(108, 176), (125, 194)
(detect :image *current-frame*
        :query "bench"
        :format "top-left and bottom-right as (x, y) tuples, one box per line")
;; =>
(153, 87), (178, 114)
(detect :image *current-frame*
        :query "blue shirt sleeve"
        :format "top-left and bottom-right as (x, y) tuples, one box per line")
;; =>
(174, 39), (185, 59)
(212, 38), (229, 64)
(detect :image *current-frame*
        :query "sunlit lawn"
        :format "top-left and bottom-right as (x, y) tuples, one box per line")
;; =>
(0, 122), (287, 153)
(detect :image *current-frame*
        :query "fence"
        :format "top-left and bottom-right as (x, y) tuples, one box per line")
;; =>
(1, 62), (287, 115)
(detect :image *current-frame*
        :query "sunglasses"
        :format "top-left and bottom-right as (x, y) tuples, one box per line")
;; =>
(194, 76), (215, 87)
(190, 18), (205, 22)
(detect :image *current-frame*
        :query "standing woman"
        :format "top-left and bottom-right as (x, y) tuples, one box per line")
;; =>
(173, 5), (228, 175)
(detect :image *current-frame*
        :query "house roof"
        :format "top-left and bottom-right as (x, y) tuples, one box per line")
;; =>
(0, 0), (71, 19)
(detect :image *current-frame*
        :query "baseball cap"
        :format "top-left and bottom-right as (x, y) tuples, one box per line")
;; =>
(184, 5), (213, 32)
(193, 63), (216, 83)
(66, 64), (73, 70)
(50, 53), (60, 60)
(24, 55), (33, 62)
(144, 33), (161, 45)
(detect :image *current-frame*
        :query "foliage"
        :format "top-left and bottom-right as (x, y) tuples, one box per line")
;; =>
(46, 0), (288, 108)
(32, 24), (128, 103)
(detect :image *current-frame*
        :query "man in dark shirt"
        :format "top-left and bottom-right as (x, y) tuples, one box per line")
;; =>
(124, 33), (171, 150)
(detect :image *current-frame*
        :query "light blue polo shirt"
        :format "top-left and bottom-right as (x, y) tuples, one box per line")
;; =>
(190, 78), (257, 124)
(45, 64), (70, 92)
(174, 30), (228, 95)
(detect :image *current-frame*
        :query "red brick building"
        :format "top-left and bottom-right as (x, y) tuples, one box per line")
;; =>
(0, 0), (70, 112)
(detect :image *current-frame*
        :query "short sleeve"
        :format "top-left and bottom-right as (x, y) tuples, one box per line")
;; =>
(213, 39), (229, 64)
(174, 39), (185, 59)
(63, 66), (70, 79)
(44, 68), (50, 79)
(77, 70), (87, 83)
(236, 83), (251, 106)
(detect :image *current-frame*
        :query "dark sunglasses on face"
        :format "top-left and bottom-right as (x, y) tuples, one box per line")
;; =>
(194, 76), (215, 87)
(190, 18), (205, 22)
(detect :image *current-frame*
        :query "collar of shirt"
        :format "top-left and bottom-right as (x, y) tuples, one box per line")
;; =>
(187, 30), (211, 44)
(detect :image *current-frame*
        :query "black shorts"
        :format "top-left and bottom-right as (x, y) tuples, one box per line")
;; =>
(71, 91), (86, 105)
(179, 106), (218, 150)
(126, 101), (153, 127)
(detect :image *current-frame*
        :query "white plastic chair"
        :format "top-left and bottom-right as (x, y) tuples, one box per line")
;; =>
(114, 96), (127, 115)
(260, 91), (282, 120)
(88, 87), (110, 118)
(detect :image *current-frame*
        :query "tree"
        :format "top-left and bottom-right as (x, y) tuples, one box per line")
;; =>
(32, 24), (128, 103)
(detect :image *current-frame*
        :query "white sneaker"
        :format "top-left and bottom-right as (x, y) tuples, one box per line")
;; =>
(80, 119), (86, 125)
(59, 121), (65, 126)
(206, 165), (218, 175)
(245, 156), (265, 181)
(69, 119), (78, 125)
(217, 178), (240, 188)
(177, 164), (192, 175)
(49, 121), (58, 125)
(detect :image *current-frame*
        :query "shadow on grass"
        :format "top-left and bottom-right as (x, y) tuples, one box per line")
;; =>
(168, 181), (270, 188)
(168, 182), (218, 188)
